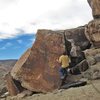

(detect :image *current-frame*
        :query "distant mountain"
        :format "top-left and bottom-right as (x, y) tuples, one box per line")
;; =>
(0, 59), (17, 66)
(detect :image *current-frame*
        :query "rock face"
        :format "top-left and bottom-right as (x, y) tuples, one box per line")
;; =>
(71, 60), (88, 74)
(83, 48), (100, 80)
(65, 27), (90, 50)
(84, 48), (100, 66)
(64, 27), (90, 67)
(8, 27), (89, 95)
(87, 0), (100, 18)
(85, 19), (100, 48)
(5, 73), (20, 96)
(11, 30), (65, 92)
(85, 0), (100, 48)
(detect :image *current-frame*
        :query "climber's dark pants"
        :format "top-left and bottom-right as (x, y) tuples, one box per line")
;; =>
(58, 66), (69, 77)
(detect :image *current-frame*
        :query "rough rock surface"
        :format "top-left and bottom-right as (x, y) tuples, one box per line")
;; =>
(11, 30), (66, 92)
(87, 0), (100, 18)
(82, 62), (100, 80)
(85, 0), (100, 48)
(5, 73), (20, 96)
(64, 27), (90, 50)
(8, 25), (91, 95)
(64, 27), (90, 67)
(71, 59), (88, 74)
(83, 48), (100, 80)
(84, 48), (100, 65)
(85, 19), (100, 48)
(9, 27), (90, 94)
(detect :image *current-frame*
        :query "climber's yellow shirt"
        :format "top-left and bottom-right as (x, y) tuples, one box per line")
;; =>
(59, 55), (69, 68)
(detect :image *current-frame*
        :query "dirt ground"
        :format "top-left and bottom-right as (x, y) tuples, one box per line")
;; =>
(4, 80), (100, 100)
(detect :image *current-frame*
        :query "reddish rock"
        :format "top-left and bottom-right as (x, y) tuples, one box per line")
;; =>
(85, 19), (100, 48)
(11, 30), (65, 92)
(10, 27), (90, 94)
(5, 73), (20, 96)
(87, 0), (100, 18)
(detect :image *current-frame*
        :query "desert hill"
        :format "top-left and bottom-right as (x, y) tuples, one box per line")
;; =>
(0, 60), (17, 66)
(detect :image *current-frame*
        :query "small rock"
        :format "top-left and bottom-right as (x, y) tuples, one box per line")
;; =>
(17, 90), (33, 98)
(0, 92), (9, 98)
(87, 58), (96, 66)
(94, 55), (100, 62)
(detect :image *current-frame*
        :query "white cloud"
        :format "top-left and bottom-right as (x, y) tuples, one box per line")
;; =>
(0, 42), (12, 50)
(0, 0), (93, 39)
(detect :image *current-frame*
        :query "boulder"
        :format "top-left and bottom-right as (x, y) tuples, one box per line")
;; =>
(84, 48), (100, 66)
(82, 62), (100, 80)
(11, 30), (66, 92)
(85, 19), (100, 48)
(87, 0), (100, 18)
(9, 27), (90, 94)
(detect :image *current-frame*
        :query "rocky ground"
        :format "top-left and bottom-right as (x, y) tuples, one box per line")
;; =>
(1, 62), (100, 100)
(23, 80), (100, 100)
(1, 80), (100, 100)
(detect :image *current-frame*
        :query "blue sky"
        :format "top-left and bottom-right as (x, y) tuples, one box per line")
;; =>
(0, 0), (93, 60)
(0, 34), (35, 60)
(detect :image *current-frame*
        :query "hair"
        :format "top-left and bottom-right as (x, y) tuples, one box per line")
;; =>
(63, 51), (67, 55)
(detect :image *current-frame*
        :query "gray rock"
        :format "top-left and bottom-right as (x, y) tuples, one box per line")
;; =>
(87, 57), (97, 66)
(71, 60), (89, 74)
(94, 55), (100, 62)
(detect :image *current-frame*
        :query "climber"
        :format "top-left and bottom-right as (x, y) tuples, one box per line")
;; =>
(57, 51), (70, 79)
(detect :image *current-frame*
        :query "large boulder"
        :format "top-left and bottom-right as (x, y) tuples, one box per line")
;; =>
(85, 19), (100, 48)
(8, 27), (89, 95)
(11, 30), (65, 92)
(87, 0), (100, 18)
